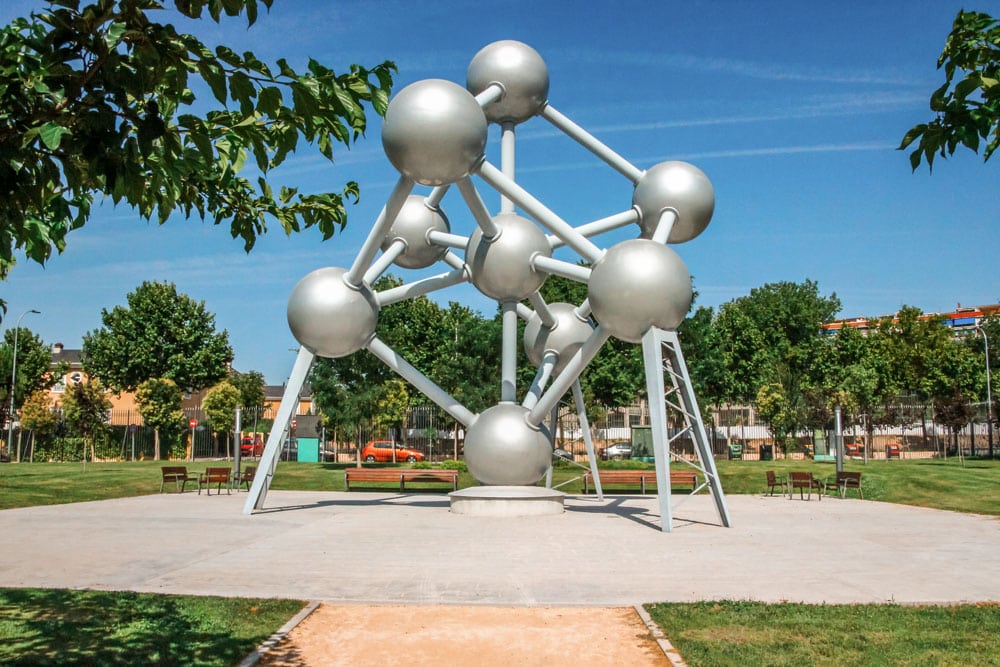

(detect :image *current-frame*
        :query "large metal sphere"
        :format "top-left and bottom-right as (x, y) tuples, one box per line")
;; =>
(381, 195), (449, 269)
(464, 403), (552, 486)
(588, 239), (692, 343)
(466, 40), (549, 124)
(466, 212), (550, 301)
(633, 161), (715, 243)
(523, 302), (593, 375)
(287, 267), (379, 358)
(382, 79), (488, 186)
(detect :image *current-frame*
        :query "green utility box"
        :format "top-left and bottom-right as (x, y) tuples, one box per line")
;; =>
(297, 437), (319, 463)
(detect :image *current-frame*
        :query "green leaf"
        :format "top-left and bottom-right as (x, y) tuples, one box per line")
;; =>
(38, 122), (71, 150)
(104, 21), (127, 49)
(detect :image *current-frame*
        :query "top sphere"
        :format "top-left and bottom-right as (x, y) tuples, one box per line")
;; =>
(633, 161), (715, 243)
(467, 40), (549, 124)
(382, 79), (488, 186)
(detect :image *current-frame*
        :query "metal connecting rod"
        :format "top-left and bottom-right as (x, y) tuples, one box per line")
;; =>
(526, 325), (611, 425)
(426, 230), (470, 249)
(548, 208), (640, 248)
(516, 302), (535, 321)
(425, 184), (450, 209)
(574, 299), (592, 320)
(522, 351), (558, 410)
(531, 255), (592, 283)
(501, 301), (518, 402)
(363, 239), (406, 284)
(441, 250), (467, 271)
(457, 177), (500, 239)
(475, 82), (504, 107)
(540, 104), (644, 183)
(651, 208), (678, 245)
(501, 121), (516, 213)
(344, 176), (414, 286)
(476, 160), (603, 262)
(367, 336), (476, 426)
(528, 291), (556, 328)
(377, 268), (468, 306)
(244, 347), (315, 513)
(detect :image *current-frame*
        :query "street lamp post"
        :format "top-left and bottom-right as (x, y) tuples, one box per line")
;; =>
(7, 309), (41, 462)
(976, 325), (993, 458)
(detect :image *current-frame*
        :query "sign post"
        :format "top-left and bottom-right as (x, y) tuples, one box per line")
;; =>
(189, 419), (199, 462)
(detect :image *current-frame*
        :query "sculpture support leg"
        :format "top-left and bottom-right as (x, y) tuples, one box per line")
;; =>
(243, 346), (314, 514)
(642, 329), (674, 532)
(573, 380), (603, 501)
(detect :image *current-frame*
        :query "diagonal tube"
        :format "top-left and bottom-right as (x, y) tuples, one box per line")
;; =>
(366, 336), (476, 426)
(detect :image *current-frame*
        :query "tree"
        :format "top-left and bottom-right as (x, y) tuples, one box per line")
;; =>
(82, 280), (233, 392)
(755, 382), (798, 452)
(715, 280), (840, 408)
(135, 377), (183, 460)
(0, 326), (61, 427)
(62, 378), (111, 462)
(229, 369), (265, 409)
(0, 0), (395, 281)
(901, 10), (1000, 170)
(201, 380), (240, 456)
(19, 388), (58, 461)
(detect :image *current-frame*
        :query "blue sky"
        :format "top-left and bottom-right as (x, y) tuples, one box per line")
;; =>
(2, 0), (998, 384)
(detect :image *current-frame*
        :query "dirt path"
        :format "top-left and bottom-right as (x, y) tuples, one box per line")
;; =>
(257, 604), (674, 666)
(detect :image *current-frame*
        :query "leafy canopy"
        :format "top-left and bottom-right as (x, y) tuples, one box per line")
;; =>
(0, 0), (395, 280)
(901, 10), (1000, 169)
(82, 280), (233, 392)
(1, 327), (62, 424)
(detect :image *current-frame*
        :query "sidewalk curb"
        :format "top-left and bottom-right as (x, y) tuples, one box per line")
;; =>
(237, 599), (322, 667)
(633, 604), (687, 667)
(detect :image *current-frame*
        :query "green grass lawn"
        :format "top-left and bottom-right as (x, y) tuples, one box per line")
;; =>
(645, 600), (1000, 666)
(0, 588), (304, 666)
(1, 456), (999, 514)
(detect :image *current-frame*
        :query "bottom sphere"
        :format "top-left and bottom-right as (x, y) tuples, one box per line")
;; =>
(463, 404), (552, 486)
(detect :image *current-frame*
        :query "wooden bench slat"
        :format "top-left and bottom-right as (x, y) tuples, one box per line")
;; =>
(345, 468), (459, 491)
(582, 469), (697, 495)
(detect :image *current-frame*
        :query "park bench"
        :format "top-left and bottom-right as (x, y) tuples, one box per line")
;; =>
(788, 471), (823, 500)
(827, 471), (863, 499)
(160, 465), (198, 493)
(344, 467), (459, 492)
(582, 469), (698, 495)
(236, 465), (256, 491)
(198, 467), (232, 495)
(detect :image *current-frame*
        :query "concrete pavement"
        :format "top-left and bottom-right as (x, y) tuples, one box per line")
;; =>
(1, 490), (998, 605)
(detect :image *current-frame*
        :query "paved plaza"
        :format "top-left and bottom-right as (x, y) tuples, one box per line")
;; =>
(1, 490), (998, 605)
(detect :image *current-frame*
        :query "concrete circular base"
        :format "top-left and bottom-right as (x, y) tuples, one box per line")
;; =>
(449, 485), (565, 517)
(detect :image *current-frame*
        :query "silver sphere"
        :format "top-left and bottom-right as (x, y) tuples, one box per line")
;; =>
(466, 40), (549, 124)
(287, 267), (379, 358)
(588, 239), (692, 343)
(523, 302), (593, 375)
(466, 212), (550, 301)
(464, 403), (552, 485)
(382, 79), (488, 186)
(381, 195), (449, 269)
(633, 161), (715, 243)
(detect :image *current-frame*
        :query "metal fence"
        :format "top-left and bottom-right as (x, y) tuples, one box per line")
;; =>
(3, 400), (996, 462)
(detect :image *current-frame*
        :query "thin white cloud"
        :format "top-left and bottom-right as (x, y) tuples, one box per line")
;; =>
(557, 49), (920, 86)
(515, 141), (894, 174)
(519, 91), (925, 140)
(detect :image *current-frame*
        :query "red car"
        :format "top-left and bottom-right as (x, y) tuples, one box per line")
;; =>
(240, 435), (264, 458)
(360, 440), (425, 463)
